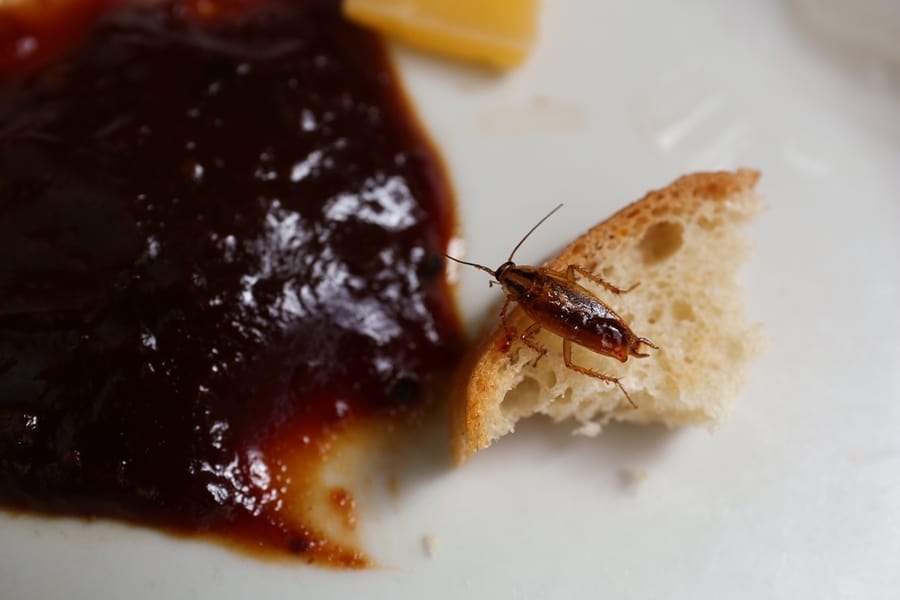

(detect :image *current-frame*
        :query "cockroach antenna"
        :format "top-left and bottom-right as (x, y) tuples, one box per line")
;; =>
(443, 254), (494, 276)
(506, 203), (563, 263)
(444, 203), (564, 278)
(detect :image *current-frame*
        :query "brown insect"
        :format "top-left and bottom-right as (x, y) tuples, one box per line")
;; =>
(446, 204), (658, 407)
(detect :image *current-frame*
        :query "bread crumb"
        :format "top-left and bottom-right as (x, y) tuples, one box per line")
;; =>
(421, 534), (439, 558)
(619, 467), (648, 488)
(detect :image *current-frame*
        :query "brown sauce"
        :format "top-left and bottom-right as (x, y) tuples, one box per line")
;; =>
(0, 0), (460, 565)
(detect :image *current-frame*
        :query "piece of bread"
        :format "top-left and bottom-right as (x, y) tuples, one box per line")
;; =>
(451, 169), (766, 464)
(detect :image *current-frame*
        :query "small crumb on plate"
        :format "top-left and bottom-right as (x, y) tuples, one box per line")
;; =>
(619, 466), (649, 488)
(422, 534), (439, 558)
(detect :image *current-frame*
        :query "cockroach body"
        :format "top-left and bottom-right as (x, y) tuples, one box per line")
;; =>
(447, 205), (657, 407)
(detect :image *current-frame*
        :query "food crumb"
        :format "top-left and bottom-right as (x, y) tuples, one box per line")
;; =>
(422, 534), (439, 558)
(619, 466), (648, 488)
(532, 94), (551, 109)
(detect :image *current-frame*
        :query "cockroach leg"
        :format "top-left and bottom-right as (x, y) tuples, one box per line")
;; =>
(562, 338), (637, 408)
(566, 264), (639, 295)
(520, 322), (547, 367)
(632, 336), (659, 357)
(498, 297), (511, 322)
(497, 296), (517, 342)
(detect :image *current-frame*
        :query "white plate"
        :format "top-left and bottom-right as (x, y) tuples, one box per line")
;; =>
(3, 0), (900, 598)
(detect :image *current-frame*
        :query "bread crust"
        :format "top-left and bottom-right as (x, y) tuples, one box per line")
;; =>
(451, 169), (762, 464)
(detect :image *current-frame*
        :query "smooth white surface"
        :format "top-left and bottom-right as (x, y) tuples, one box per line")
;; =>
(3, 1), (900, 598)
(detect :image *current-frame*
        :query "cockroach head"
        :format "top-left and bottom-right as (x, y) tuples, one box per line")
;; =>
(494, 261), (515, 281)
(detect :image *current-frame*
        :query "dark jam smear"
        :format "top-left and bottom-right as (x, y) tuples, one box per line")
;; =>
(0, 1), (460, 565)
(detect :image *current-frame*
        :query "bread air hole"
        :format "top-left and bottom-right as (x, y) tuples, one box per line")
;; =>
(638, 221), (683, 265)
(698, 215), (722, 230)
(672, 299), (696, 321)
(556, 388), (574, 408)
(500, 376), (542, 419)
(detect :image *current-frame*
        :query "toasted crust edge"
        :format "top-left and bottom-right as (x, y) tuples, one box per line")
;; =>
(450, 169), (762, 465)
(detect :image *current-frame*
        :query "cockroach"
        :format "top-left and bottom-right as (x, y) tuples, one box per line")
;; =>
(446, 204), (658, 407)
